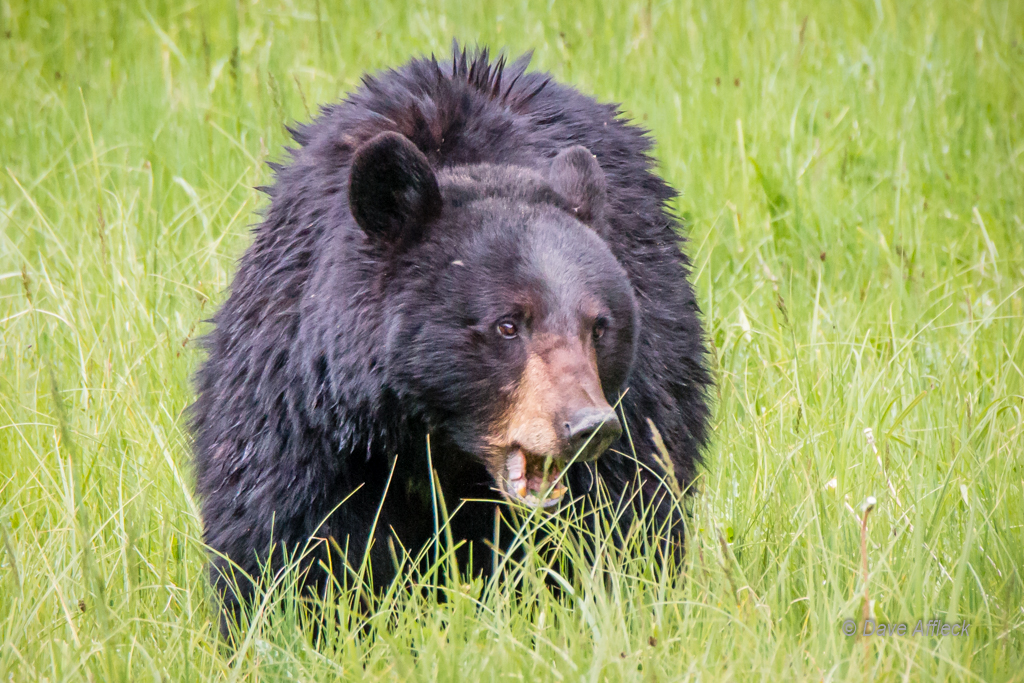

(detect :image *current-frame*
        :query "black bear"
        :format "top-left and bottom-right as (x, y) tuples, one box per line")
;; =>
(191, 45), (711, 630)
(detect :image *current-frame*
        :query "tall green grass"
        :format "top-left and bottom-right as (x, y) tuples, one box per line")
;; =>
(1, 0), (1022, 680)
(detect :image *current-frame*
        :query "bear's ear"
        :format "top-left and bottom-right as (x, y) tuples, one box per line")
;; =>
(548, 146), (607, 225)
(349, 132), (442, 245)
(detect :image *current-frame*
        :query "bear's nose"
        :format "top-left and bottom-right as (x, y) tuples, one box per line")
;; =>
(565, 408), (622, 462)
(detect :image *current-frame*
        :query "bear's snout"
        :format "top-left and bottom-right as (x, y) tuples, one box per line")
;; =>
(502, 335), (620, 461)
(484, 333), (625, 507)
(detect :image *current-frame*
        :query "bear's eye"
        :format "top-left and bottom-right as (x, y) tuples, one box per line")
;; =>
(496, 321), (519, 339)
(592, 317), (609, 341)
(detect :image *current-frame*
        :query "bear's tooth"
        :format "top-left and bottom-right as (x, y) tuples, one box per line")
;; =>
(516, 483), (527, 499)
(507, 451), (525, 480)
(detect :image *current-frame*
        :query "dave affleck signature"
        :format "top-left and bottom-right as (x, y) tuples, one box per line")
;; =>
(841, 618), (971, 637)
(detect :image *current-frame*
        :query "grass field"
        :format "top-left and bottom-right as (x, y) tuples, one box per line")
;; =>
(1, 0), (1023, 680)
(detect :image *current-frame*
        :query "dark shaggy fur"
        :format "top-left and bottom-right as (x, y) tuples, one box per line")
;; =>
(191, 45), (712, 631)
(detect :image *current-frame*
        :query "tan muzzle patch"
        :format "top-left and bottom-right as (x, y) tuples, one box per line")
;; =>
(486, 335), (617, 508)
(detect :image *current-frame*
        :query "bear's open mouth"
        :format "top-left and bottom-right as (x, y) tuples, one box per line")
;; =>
(503, 449), (568, 509)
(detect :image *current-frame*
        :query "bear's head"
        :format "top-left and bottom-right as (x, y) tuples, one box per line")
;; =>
(349, 132), (638, 508)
